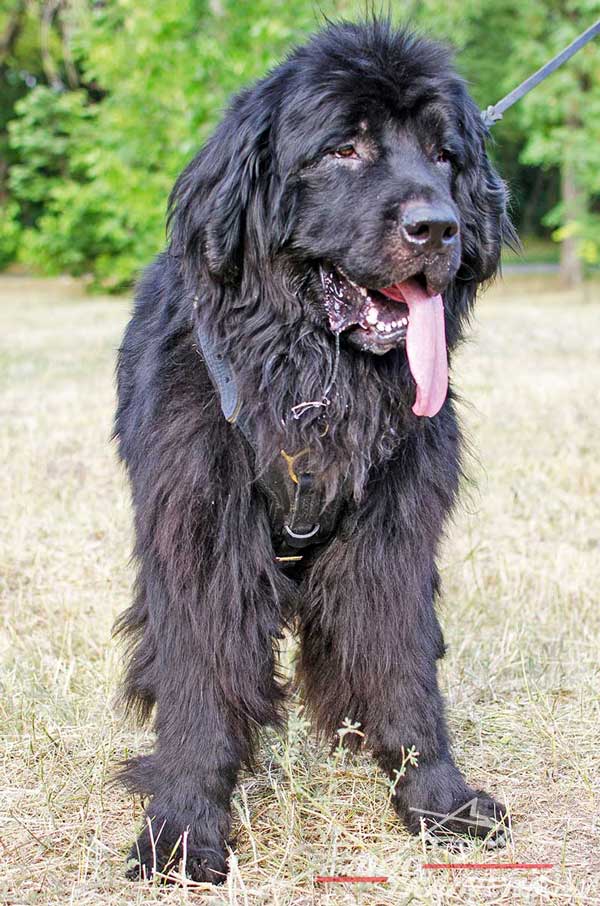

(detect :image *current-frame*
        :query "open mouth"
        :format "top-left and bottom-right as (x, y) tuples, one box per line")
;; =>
(319, 264), (449, 418)
(320, 267), (411, 351)
(320, 265), (436, 352)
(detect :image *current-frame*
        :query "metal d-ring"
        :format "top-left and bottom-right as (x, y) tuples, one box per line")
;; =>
(283, 523), (321, 541)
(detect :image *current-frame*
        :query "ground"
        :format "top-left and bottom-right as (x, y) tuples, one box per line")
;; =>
(0, 273), (598, 906)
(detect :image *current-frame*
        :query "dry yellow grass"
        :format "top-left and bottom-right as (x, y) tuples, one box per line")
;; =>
(1, 273), (599, 905)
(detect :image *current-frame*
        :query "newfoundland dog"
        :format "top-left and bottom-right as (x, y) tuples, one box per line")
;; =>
(115, 19), (514, 882)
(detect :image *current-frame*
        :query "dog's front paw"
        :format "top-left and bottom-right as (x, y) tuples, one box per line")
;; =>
(407, 790), (508, 844)
(393, 761), (509, 844)
(126, 814), (228, 884)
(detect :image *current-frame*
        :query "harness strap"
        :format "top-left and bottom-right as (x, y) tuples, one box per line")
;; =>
(284, 473), (321, 546)
(196, 323), (254, 442)
(195, 321), (326, 557)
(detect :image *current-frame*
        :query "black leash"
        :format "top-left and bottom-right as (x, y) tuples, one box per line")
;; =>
(481, 19), (600, 127)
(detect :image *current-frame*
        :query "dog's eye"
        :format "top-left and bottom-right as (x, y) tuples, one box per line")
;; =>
(333, 144), (359, 160)
(435, 148), (452, 165)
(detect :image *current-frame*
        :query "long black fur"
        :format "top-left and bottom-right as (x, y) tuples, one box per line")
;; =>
(114, 20), (515, 883)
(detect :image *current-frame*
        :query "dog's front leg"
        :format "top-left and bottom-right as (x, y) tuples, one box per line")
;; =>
(298, 453), (506, 843)
(118, 496), (288, 884)
(122, 647), (244, 884)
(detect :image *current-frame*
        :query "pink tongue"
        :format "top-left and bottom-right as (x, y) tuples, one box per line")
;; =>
(381, 280), (448, 417)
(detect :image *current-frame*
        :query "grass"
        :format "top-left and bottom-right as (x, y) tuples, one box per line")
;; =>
(1, 272), (599, 905)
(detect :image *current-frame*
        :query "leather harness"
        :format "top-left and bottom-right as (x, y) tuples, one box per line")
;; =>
(196, 322), (341, 565)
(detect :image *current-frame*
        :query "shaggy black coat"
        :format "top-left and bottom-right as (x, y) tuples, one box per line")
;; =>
(114, 20), (515, 883)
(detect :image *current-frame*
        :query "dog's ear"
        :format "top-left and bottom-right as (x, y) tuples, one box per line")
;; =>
(454, 100), (517, 284)
(168, 85), (291, 283)
(443, 93), (518, 347)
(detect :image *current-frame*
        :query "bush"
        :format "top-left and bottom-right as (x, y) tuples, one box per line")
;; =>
(0, 201), (22, 269)
(7, 85), (144, 288)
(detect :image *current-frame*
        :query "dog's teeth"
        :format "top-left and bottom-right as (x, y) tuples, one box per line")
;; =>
(376, 321), (385, 331)
(401, 317), (408, 326)
(366, 308), (378, 325)
(384, 323), (392, 332)
(391, 320), (398, 328)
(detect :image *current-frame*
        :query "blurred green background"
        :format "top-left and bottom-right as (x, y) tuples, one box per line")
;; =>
(1, 0), (599, 291)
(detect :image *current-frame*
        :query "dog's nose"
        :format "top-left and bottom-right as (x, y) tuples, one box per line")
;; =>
(400, 204), (459, 253)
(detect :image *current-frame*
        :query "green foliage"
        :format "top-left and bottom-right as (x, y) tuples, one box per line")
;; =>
(7, 85), (136, 286)
(510, 1), (600, 264)
(0, 200), (21, 267)
(9, 86), (93, 209)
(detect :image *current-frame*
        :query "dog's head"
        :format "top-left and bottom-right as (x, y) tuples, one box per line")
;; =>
(170, 20), (514, 415)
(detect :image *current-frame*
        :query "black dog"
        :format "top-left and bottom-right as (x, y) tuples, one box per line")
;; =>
(115, 20), (514, 883)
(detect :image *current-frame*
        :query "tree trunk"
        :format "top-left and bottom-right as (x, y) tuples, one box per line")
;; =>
(0, 0), (26, 67)
(559, 151), (583, 289)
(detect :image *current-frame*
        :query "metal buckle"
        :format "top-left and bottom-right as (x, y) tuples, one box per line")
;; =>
(283, 523), (320, 541)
